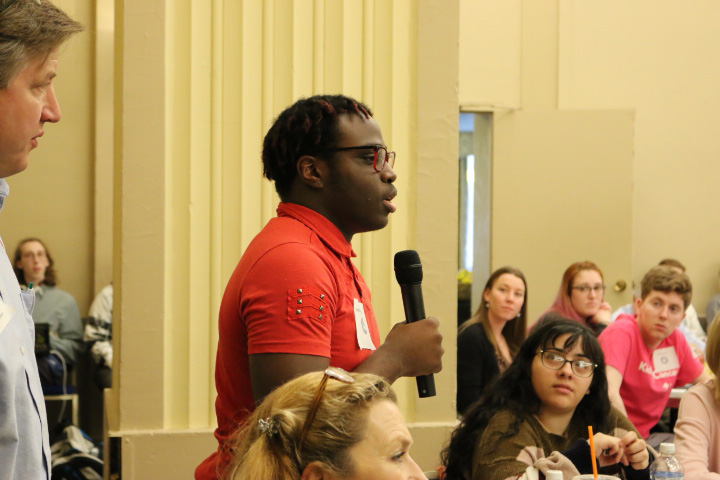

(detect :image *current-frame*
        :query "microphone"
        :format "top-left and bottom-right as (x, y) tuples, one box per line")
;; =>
(393, 250), (436, 398)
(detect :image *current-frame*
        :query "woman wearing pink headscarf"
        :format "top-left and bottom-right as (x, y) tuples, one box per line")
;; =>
(539, 261), (612, 334)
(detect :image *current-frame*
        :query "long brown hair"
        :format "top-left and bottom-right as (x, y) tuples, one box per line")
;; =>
(13, 237), (56, 286)
(459, 266), (527, 356)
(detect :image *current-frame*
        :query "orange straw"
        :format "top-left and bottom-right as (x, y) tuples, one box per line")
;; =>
(588, 425), (598, 479)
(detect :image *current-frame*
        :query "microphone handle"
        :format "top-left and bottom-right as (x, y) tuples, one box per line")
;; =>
(399, 283), (437, 398)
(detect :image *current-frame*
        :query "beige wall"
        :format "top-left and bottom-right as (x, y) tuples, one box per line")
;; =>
(491, 109), (635, 323)
(0, 0), (96, 313)
(460, 0), (720, 318)
(556, 2), (720, 313)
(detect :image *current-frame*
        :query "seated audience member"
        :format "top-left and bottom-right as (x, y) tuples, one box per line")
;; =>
(84, 284), (113, 389)
(674, 317), (720, 477)
(226, 369), (427, 480)
(442, 316), (650, 480)
(457, 267), (527, 415)
(612, 288), (706, 360)
(540, 261), (612, 334)
(13, 238), (83, 386)
(658, 259), (706, 344)
(599, 266), (711, 440)
(706, 268), (720, 330)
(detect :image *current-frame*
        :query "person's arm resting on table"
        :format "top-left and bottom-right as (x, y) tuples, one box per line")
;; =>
(606, 366), (629, 417)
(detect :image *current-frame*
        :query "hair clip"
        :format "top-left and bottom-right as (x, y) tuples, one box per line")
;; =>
(257, 418), (278, 438)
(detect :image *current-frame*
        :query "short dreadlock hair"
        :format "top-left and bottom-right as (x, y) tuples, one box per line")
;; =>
(262, 95), (373, 199)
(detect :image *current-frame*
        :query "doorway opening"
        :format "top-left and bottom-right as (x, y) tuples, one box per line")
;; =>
(458, 112), (492, 325)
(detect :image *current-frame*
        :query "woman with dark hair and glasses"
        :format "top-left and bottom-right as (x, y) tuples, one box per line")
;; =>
(540, 261), (613, 334)
(457, 266), (527, 415)
(226, 368), (427, 480)
(442, 316), (650, 480)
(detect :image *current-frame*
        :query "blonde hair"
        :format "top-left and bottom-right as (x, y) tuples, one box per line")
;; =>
(225, 371), (396, 480)
(0, 0), (83, 88)
(706, 313), (720, 405)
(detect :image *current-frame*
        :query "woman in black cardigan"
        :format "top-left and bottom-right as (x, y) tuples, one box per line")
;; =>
(456, 267), (527, 415)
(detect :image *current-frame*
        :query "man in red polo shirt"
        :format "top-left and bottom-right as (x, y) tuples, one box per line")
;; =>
(196, 95), (444, 479)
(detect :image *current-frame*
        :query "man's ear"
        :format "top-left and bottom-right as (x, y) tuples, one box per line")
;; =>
(297, 155), (326, 189)
(634, 295), (643, 314)
(302, 461), (340, 480)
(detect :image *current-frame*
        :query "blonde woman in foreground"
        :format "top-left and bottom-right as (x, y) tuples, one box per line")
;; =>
(226, 369), (427, 480)
(674, 313), (720, 478)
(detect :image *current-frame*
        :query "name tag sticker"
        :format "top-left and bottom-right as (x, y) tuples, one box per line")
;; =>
(354, 299), (376, 350)
(653, 346), (680, 373)
(0, 299), (15, 334)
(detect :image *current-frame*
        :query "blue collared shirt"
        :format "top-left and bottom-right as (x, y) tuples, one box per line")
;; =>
(0, 178), (51, 479)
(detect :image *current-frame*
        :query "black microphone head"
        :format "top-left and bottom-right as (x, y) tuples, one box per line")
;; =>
(394, 250), (423, 285)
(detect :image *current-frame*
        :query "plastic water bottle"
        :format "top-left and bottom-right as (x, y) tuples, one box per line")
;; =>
(546, 470), (563, 480)
(650, 443), (684, 480)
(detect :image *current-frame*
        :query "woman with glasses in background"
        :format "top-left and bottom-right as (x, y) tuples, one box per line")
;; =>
(226, 368), (427, 480)
(540, 261), (613, 335)
(442, 316), (650, 480)
(457, 267), (527, 415)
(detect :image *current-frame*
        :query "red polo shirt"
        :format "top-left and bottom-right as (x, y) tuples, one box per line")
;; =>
(195, 203), (381, 480)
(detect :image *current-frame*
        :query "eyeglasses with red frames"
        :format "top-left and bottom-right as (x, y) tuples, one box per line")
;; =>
(322, 144), (396, 172)
(297, 367), (355, 452)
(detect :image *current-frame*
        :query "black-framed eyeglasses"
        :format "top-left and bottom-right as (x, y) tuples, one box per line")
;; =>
(571, 284), (606, 295)
(321, 144), (396, 172)
(298, 367), (354, 451)
(537, 350), (597, 378)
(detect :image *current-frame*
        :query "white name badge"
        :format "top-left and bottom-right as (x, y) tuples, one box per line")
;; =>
(653, 346), (680, 373)
(354, 299), (376, 350)
(0, 299), (16, 335)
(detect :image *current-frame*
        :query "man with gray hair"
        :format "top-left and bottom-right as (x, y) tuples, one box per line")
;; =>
(0, 0), (82, 477)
